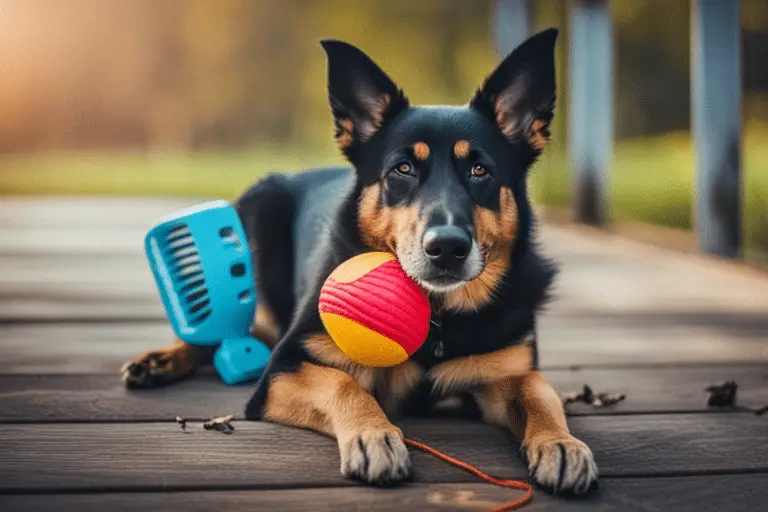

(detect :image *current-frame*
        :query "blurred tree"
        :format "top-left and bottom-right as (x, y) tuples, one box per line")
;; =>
(611, 0), (691, 138)
(0, 0), (765, 152)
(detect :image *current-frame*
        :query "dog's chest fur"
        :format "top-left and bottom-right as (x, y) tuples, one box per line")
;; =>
(334, 303), (541, 418)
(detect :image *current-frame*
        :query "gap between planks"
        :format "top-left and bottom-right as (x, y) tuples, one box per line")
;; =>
(2, 365), (766, 423)
(3, 475), (768, 512)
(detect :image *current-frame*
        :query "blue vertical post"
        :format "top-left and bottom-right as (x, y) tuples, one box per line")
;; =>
(691, 0), (742, 258)
(567, 0), (613, 226)
(492, 0), (531, 57)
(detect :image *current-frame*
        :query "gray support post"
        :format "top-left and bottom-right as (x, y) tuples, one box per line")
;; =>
(492, 0), (532, 57)
(691, 0), (742, 258)
(567, 0), (613, 226)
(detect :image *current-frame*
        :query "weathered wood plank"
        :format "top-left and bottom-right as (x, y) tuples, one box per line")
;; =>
(537, 226), (768, 315)
(0, 373), (238, 423)
(0, 323), (173, 374)
(3, 475), (767, 512)
(0, 197), (199, 230)
(3, 314), (768, 375)
(536, 312), (768, 367)
(555, 365), (768, 415)
(0, 254), (156, 297)
(0, 303), (162, 323)
(0, 415), (766, 491)
(1, 366), (766, 422)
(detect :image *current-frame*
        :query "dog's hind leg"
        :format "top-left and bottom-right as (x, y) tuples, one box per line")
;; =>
(473, 372), (599, 496)
(121, 338), (215, 389)
(122, 300), (280, 389)
(258, 359), (412, 487)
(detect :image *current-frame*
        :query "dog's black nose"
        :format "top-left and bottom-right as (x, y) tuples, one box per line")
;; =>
(422, 226), (472, 271)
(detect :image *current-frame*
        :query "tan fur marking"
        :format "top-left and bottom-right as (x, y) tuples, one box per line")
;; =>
(358, 183), (419, 253)
(427, 343), (533, 396)
(135, 339), (198, 375)
(358, 184), (390, 252)
(493, 84), (527, 138)
(251, 302), (280, 348)
(304, 334), (376, 392)
(380, 360), (424, 414)
(264, 362), (396, 438)
(472, 371), (568, 441)
(529, 119), (550, 152)
(121, 338), (209, 386)
(453, 139), (471, 159)
(355, 93), (392, 141)
(516, 371), (570, 440)
(412, 142), (430, 161)
(335, 119), (354, 150)
(443, 187), (518, 311)
(263, 370), (333, 436)
(473, 371), (598, 492)
(495, 95), (520, 138)
(473, 378), (517, 430)
(263, 360), (414, 485)
(304, 333), (424, 408)
(370, 93), (391, 130)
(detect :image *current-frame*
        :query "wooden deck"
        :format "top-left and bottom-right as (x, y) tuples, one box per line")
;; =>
(1, 197), (767, 511)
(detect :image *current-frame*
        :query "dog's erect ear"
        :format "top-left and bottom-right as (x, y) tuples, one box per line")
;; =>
(320, 40), (409, 153)
(470, 28), (558, 154)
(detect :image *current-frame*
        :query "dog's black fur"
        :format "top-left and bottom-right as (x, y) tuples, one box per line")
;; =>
(241, 30), (559, 420)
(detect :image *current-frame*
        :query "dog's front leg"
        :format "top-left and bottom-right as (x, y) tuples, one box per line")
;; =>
(262, 361), (412, 486)
(474, 372), (598, 495)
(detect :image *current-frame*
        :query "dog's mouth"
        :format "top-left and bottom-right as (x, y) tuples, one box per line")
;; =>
(398, 247), (485, 295)
(417, 273), (468, 293)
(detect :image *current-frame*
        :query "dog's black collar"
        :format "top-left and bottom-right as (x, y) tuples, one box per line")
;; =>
(429, 314), (445, 359)
(424, 312), (539, 365)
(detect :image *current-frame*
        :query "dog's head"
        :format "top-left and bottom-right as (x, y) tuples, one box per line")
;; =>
(322, 29), (557, 311)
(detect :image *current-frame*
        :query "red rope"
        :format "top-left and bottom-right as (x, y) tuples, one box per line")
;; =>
(404, 437), (533, 511)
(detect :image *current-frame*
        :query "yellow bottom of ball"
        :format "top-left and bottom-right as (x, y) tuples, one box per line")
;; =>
(320, 312), (409, 367)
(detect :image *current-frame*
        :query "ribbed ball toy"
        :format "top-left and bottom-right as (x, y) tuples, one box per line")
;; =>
(318, 252), (431, 367)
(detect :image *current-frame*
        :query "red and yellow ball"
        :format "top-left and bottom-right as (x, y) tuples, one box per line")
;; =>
(319, 252), (431, 367)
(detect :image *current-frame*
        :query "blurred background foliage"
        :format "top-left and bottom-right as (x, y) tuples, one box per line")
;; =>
(0, 0), (766, 261)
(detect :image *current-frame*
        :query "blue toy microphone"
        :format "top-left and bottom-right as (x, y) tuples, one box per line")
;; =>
(144, 200), (271, 385)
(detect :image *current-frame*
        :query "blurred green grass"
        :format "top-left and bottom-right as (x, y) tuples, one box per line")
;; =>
(0, 146), (346, 199)
(530, 124), (768, 262)
(2, 127), (767, 261)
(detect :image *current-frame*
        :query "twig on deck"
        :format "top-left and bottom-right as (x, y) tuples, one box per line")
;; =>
(203, 414), (235, 434)
(562, 385), (626, 408)
(705, 380), (738, 407)
(705, 381), (768, 416)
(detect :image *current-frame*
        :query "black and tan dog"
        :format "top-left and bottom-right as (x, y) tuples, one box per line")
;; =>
(122, 28), (598, 495)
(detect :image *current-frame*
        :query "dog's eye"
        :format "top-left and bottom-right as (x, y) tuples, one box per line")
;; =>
(470, 164), (488, 178)
(394, 162), (413, 176)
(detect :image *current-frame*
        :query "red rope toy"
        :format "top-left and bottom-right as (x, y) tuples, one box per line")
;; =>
(404, 437), (533, 511)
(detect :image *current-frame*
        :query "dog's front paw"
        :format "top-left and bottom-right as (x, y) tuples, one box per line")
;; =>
(522, 434), (598, 496)
(120, 352), (178, 389)
(338, 427), (412, 486)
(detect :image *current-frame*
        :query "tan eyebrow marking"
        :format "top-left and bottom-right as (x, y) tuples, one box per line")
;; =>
(412, 142), (430, 161)
(454, 140), (471, 159)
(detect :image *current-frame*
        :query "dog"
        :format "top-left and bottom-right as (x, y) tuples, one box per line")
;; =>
(122, 28), (598, 496)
